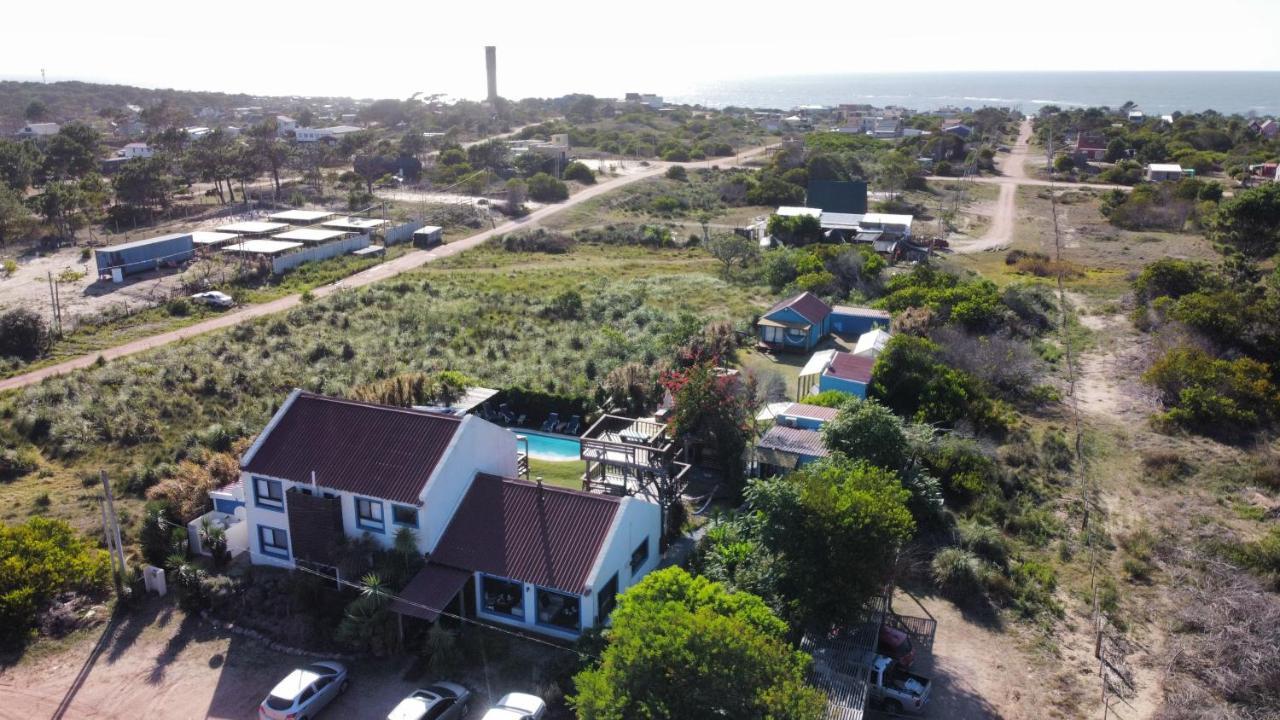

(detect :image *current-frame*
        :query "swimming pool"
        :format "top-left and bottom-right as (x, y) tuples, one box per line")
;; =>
(518, 430), (582, 462)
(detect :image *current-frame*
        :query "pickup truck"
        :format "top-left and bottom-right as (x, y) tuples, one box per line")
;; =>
(863, 652), (931, 715)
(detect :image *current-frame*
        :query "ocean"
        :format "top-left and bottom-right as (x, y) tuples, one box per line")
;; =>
(662, 72), (1280, 116)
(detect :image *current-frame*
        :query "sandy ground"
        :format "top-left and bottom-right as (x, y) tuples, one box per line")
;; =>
(0, 598), (535, 720)
(947, 120), (1030, 254)
(0, 246), (190, 325)
(0, 147), (775, 393)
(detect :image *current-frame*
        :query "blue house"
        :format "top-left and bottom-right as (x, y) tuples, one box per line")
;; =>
(757, 292), (833, 351)
(773, 402), (839, 430)
(798, 350), (875, 400)
(829, 306), (891, 336)
(756, 424), (830, 477)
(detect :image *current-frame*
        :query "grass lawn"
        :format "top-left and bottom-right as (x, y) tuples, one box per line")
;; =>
(526, 458), (584, 490)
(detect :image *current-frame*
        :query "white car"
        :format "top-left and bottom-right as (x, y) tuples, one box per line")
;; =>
(259, 661), (349, 720)
(191, 290), (235, 308)
(388, 682), (472, 720)
(481, 692), (546, 720)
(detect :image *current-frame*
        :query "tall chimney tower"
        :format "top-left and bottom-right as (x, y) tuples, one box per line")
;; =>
(485, 46), (498, 103)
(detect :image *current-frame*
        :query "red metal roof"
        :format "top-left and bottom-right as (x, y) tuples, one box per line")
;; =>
(766, 291), (832, 326)
(826, 351), (875, 384)
(242, 392), (462, 505)
(783, 403), (839, 422)
(430, 474), (621, 594)
(1075, 134), (1107, 151)
(389, 563), (471, 621)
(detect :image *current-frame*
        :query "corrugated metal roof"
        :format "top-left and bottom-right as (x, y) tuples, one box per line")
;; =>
(389, 563), (472, 621)
(97, 232), (192, 252)
(827, 352), (875, 384)
(782, 403), (839, 422)
(242, 392), (462, 505)
(766, 291), (833, 326)
(830, 306), (891, 319)
(757, 425), (829, 458)
(430, 474), (620, 594)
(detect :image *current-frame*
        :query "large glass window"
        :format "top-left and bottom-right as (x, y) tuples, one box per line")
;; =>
(536, 587), (581, 632)
(391, 504), (418, 527)
(598, 573), (619, 620)
(258, 525), (289, 558)
(355, 497), (385, 533)
(630, 537), (650, 574)
(253, 476), (283, 511)
(480, 576), (525, 618)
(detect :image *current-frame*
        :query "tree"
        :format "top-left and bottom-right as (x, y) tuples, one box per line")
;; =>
(664, 165), (687, 181)
(747, 457), (914, 628)
(766, 213), (822, 246)
(24, 100), (49, 122)
(1208, 183), (1280, 259)
(746, 174), (804, 206)
(112, 157), (173, 212)
(874, 151), (919, 199)
(526, 172), (568, 202)
(869, 335), (975, 426)
(29, 180), (87, 241)
(662, 361), (754, 495)
(564, 160), (596, 184)
(1104, 137), (1129, 163)
(248, 121), (291, 196)
(821, 397), (908, 470)
(0, 308), (52, 360)
(571, 567), (825, 720)
(705, 233), (758, 277)
(0, 518), (110, 648)
(41, 123), (101, 180)
(0, 139), (42, 191)
(0, 185), (35, 246)
(504, 178), (527, 214)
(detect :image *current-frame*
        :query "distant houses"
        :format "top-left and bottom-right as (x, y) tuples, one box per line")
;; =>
(1146, 163), (1185, 182)
(1073, 134), (1108, 162)
(16, 122), (59, 139)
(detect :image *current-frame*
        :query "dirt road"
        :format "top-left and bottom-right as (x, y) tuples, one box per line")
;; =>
(0, 149), (771, 394)
(948, 119), (1031, 254)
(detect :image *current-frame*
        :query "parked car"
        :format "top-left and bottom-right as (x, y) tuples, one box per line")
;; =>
(258, 661), (348, 720)
(863, 652), (931, 715)
(877, 624), (916, 668)
(387, 682), (472, 720)
(480, 692), (546, 720)
(191, 290), (235, 308)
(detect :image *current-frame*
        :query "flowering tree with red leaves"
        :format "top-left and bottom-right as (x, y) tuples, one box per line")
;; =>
(661, 359), (756, 494)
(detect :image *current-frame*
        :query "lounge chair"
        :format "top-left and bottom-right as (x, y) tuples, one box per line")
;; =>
(498, 403), (514, 424)
(541, 413), (560, 432)
(565, 415), (581, 435)
(514, 413), (527, 427)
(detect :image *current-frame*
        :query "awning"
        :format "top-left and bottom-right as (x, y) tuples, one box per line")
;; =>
(389, 563), (471, 621)
(758, 317), (811, 330)
(756, 445), (804, 470)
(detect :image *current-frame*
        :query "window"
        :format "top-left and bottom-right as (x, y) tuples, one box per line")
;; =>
(598, 573), (619, 620)
(253, 476), (283, 511)
(258, 525), (289, 559)
(391, 504), (419, 527)
(355, 497), (385, 533)
(630, 537), (650, 574)
(425, 699), (454, 720)
(536, 587), (581, 632)
(480, 576), (524, 618)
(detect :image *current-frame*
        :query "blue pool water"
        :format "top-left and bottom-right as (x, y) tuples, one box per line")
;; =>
(519, 430), (582, 461)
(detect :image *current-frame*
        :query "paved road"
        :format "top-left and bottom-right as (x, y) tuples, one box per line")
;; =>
(0, 149), (772, 393)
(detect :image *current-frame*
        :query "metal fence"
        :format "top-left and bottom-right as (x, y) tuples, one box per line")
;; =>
(271, 233), (371, 274)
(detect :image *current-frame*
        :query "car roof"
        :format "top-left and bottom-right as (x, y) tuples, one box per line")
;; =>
(496, 693), (545, 713)
(270, 668), (320, 700)
(389, 693), (437, 720)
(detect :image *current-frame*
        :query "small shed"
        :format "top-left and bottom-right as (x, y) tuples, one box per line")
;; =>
(412, 225), (444, 247)
(852, 328), (891, 358)
(94, 233), (195, 280)
(819, 351), (874, 399)
(1146, 163), (1184, 182)
(830, 306), (890, 336)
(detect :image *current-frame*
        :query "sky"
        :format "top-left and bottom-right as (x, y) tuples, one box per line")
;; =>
(3, 0), (1279, 102)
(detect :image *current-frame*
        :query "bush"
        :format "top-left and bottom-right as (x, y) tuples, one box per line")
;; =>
(563, 161), (595, 184)
(527, 172), (569, 202)
(0, 446), (39, 481)
(492, 228), (575, 254)
(0, 518), (110, 648)
(0, 308), (52, 361)
(931, 547), (987, 599)
(166, 297), (192, 317)
(1144, 347), (1280, 437)
(665, 165), (687, 181)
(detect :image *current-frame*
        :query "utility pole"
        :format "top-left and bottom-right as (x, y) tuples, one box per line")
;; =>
(99, 498), (122, 597)
(46, 271), (62, 337)
(100, 470), (128, 598)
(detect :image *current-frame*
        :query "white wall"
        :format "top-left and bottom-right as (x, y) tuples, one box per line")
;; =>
(583, 497), (662, 626)
(418, 416), (518, 552)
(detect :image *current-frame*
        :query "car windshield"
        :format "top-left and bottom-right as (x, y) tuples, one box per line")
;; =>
(266, 695), (295, 711)
(422, 685), (453, 699)
(302, 664), (334, 676)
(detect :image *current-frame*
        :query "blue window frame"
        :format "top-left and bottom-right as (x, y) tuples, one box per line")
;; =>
(391, 504), (419, 528)
(258, 525), (289, 559)
(253, 476), (284, 511)
(355, 497), (385, 533)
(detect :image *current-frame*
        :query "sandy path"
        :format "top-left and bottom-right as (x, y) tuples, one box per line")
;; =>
(0, 148), (772, 393)
(948, 120), (1030, 254)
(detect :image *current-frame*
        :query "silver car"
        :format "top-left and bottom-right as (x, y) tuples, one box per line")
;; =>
(258, 661), (349, 720)
(191, 290), (235, 308)
(387, 682), (472, 720)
